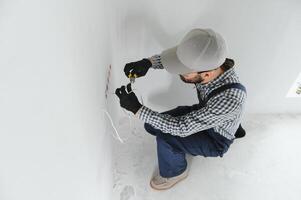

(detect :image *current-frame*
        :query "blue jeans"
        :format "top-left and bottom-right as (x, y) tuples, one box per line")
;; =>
(144, 105), (234, 178)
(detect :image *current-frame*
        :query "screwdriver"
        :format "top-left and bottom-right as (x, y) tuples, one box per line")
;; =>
(129, 73), (137, 84)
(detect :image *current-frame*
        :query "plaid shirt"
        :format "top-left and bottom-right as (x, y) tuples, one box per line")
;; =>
(135, 55), (247, 140)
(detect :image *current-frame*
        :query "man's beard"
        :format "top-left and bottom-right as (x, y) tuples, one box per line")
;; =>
(179, 74), (204, 84)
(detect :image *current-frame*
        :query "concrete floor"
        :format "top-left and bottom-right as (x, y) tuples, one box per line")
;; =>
(112, 114), (301, 200)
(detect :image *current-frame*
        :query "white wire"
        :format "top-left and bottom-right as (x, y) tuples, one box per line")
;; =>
(101, 108), (125, 144)
(103, 86), (144, 144)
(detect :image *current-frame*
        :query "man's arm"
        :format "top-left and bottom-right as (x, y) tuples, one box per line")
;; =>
(136, 90), (245, 137)
(148, 55), (164, 69)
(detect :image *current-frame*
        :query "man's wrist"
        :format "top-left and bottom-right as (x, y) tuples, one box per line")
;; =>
(134, 105), (143, 117)
(148, 55), (164, 69)
(142, 58), (152, 69)
(147, 58), (154, 65)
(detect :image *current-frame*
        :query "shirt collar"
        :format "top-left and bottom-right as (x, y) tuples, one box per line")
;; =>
(195, 67), (236, 92)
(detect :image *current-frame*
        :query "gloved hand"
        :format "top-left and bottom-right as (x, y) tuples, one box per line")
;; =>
(115, 83), (142, 114)
(124, 58), (152, 78)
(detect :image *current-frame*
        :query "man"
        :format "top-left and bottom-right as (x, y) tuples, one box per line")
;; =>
(115, 28), (247, 190)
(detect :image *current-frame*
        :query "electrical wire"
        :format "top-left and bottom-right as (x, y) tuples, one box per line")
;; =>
(101, 108), (125, 143)
(102, 87), (144, 144)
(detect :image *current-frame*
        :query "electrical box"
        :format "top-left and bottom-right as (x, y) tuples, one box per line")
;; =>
(286, 72), (301, 98)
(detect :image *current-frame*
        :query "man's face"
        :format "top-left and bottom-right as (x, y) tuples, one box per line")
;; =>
(179, 72), (204, 84)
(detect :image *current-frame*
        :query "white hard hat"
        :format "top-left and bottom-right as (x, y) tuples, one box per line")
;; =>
(160, 28), (227, 74)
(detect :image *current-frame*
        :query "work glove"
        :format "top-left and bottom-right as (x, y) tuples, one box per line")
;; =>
(115, 83), (142, 114)
(124, 58), (152, 79)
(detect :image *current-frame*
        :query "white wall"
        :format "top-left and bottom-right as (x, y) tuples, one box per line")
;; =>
(1, 0), (301, 199)
(0, 0), (112, 199)
(111, 0), (301, 114)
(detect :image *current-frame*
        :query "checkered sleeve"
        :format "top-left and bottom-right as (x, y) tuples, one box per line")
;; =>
(137, 89), (245, 137)
(148, 54), (164, 69)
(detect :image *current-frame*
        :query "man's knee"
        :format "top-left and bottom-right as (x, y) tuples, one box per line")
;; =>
(156, 135), (171, 151)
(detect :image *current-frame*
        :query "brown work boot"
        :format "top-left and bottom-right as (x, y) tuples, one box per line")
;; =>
(150, 168), (189, 190)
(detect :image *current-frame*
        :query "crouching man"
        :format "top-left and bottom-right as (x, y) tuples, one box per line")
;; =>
(115, 28), (247, 190)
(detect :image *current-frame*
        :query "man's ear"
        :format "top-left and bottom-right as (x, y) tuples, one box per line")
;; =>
(203, 71), (212, 78)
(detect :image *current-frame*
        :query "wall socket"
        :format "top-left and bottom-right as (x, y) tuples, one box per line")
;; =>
(286, 72), (301, 98)
(105, 65), (112, 99)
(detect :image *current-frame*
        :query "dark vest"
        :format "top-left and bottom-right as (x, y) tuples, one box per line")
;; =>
(195, 83), (247, 138)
